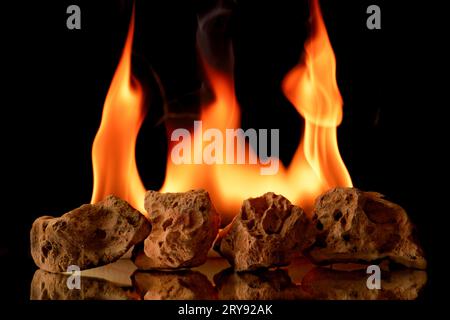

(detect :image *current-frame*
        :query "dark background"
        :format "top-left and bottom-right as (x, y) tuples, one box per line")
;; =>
(1, 0), (436, 310)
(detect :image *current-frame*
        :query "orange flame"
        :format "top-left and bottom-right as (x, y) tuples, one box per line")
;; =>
(91, 8), (147, 214)
(162, 0), (352, 221)
(91, 0), (352, 222)
(282, 0), (353, 193)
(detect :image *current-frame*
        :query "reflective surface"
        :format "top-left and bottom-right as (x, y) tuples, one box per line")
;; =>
(30, 257), (427, 300)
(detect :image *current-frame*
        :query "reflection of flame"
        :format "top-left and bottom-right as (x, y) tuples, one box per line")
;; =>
(91, 0), (352, 222)
(91, 8), (147, 214)
(162, 0), (352, 220)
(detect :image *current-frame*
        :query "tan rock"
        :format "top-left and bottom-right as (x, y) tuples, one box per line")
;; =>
(132, 270), (216, 300)
(30, 195), (151, 272)
(30, 269), (132, 300)
(301, 267), (427, 300)
(141, 189), (220, 269)
(215, 192), (310, 271)
(214, 268), (308, 300)
(304, 187), (426, 269)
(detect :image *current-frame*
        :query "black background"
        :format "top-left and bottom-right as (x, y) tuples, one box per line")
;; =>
(1, 0), (438, 312)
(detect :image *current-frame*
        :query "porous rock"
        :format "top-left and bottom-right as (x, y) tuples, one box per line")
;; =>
(140, 189), (220, 269)
(31, 195), (151, 272)
(304, 187), (426, 269)
(215, 192), (310, 271)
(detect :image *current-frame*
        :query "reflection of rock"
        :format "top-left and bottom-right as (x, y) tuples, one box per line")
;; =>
(132, 270), (216, 300)
(286, 257), (316, 284)
(301, 267), (427, 300)
(215, 192), (309, 271)
(305, 188), (426, 269)
(214, 268), (308, 300)
(30, 269), (132, 300)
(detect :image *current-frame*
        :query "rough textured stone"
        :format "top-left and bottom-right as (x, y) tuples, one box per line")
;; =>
(214, 268), (307, 300)
(31, 195), (151, 272)
(214, 192), (310, 271)
(304, 187), (426, 269)
(132, 270), (216, 300)
(141, 189), (220, 269)
(301, 267), (427, 300)
(30, 269), (132, 300)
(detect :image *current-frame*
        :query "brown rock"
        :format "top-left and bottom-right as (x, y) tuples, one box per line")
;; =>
(140, 189), (220, 269)
(30, 269), (132, 300)
(304, 187), (426, 269)
(215, 192), (310, 271)
(31, 195), (151, 272)
(214, 268), (308, 300)
(301, 267), (427, 300)
(132, 270), (216, 300)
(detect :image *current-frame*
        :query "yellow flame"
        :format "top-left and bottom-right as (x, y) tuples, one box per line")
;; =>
(91, 8), (146, 214)
(92, 0), (352, 222)
(162, 0), (352, 221)
(283, 0), (352, 190)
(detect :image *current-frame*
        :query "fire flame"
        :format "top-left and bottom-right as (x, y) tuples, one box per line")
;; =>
(161, 0), (351, 220)
(282, 0), (353, 199)
(91, 8), (147, 214)
(91, 0), (352, 222)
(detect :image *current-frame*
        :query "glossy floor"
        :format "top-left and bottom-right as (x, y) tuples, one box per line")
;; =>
(30, 257), (427, 300)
